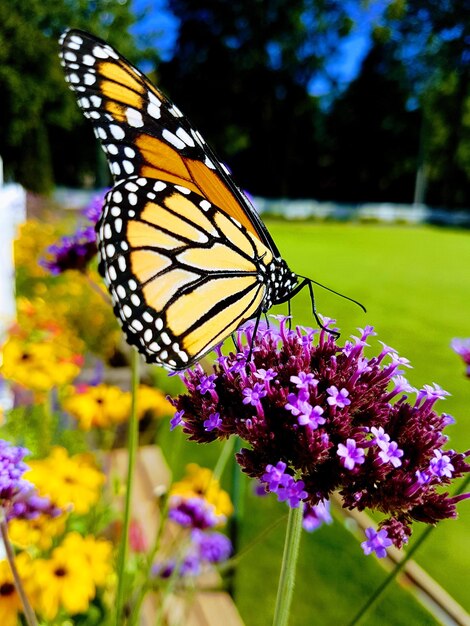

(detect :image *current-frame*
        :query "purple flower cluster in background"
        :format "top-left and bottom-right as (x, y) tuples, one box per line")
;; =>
(40, 227), (97, 275)
(7, 492), (62, 521)
(41, 190), (108, 275)
(0, 439), (32, 506)
(153, 529), (232, 579)
(168, 495), (222, 530)
(0, 439), (62, 520)
(172, 318), (470, 555)
(451, 338), (470, 378)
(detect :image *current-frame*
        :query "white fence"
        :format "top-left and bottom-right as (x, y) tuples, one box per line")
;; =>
(252, 197), (470, 227)
(53, 187), (470, 227)
(0, 183), (27, 411)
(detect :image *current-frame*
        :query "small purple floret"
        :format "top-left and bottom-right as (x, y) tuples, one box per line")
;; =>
(337, 439), (365, 470)
(361, 527), (393, 558)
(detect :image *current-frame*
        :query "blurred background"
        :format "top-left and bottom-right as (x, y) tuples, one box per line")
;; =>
(1, 2), (470, 625)
(1, 0), (470, 209)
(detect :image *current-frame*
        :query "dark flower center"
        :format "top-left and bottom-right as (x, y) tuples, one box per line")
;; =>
(0, 582), (15, 596)
(54, 567), (67, 577)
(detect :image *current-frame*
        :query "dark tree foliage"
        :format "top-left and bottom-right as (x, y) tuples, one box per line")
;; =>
(0, 0), (141, 192)
(158, 0), (352, 198)
(323, 40), (420, 203)
(384, 0), (470, 207)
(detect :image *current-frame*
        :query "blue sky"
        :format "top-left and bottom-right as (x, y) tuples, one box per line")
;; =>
(130, 0), (388, 95)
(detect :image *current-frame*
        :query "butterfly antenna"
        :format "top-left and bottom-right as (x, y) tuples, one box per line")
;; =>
(297, 274), (366, 313)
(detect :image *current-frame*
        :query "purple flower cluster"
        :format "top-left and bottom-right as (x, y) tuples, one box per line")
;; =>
(40, 226), (97, 275)
(172, 318), (470, 552)
(82, 190), (108, 225)
(40, 190), (108, 275)
(7, 492), (62, 521)
(0, 440), (32, 505)
(168, 496), (221, 530)
(451, 338), (470, 378)
(153, 530), (232, 579)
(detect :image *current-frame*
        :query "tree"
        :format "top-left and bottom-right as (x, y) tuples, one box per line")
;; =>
(0, 0), (141, 192)
(324, 39), (419, 203)
(157, 0), (352, 198)
(384, 0), (470, 207)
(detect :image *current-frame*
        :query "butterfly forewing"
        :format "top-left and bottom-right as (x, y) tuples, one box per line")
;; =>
(59, 29), (280, 251)
(98, 177), (271, 369)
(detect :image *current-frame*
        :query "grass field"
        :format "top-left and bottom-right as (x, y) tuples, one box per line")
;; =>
(159, 221), (470, 625)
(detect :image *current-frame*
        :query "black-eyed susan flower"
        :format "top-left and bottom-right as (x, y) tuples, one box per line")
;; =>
(32, 542), (95, 620)
(61, 383), (131, 430)
(26, 447), (105, 515)
(60, 532), (113, 587)
(0, 553), (36, 626)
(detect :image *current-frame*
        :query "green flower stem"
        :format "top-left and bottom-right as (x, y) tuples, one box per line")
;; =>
(226, 438), (244, 597)
(347, 473), (470, 626)
(272, 503), (304, 626)
(115, 348), (140, 626)
(213, 437), (236, 482)
(0, 509), (39, 626)
(130, 437), (237, 623)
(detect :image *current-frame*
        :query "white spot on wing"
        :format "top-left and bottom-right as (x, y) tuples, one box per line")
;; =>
(176, 127), (195, 147)
(148, 103), (161, 119)
(126, 108), (144, 128)
(93, 46), (109, 59)
(162, 129), (185, 150)
(109, 125), (125, 140)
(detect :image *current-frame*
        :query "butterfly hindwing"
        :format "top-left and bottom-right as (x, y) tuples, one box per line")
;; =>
(59, 29), (280, 252)
(98, 176), (271, 369)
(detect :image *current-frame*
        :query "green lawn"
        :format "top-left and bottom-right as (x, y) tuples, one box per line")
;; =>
(160, 221), (470, 625)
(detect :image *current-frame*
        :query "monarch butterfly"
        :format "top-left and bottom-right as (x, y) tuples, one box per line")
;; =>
(59, 29), (343, 370)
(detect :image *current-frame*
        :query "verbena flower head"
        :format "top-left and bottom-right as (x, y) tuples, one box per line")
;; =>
(451, 338), (470, 378)
(8, 491), (62, 522)
(0, 440), (32, 507)
(169, 463), (234, 521)
(168, 495), (220, 529)
(152, 530), (232, 580)
(82, 190), (108, 225)
(173, 319), (470, 553)
(40, 190), (107, 276)
(40, 227), (97, 275)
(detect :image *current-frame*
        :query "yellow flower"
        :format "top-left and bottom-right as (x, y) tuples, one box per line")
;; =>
(0, 336), (83, 393)
(14, 219), (62, 279)
(38, 272), (121, 360)
(8, 513), (68, 551)
(170, 464), (233, 518)
(27, 447), (105, 515)
(0, 553), (36, 626)
(62, 384), (131, 430)
(61, 532), (113, 586)
(32, 540), (95, 620)
(137, 385), (175, 420)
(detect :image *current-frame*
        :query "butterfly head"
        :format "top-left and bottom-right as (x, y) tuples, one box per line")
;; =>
(262, 259), (298, 311)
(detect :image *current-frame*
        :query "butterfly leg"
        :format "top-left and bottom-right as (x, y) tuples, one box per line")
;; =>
(287, 299), (292, 329)
(264, 312), (270, 329)
(231, 332), (241, 353)
(247, 309), (262, 363)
